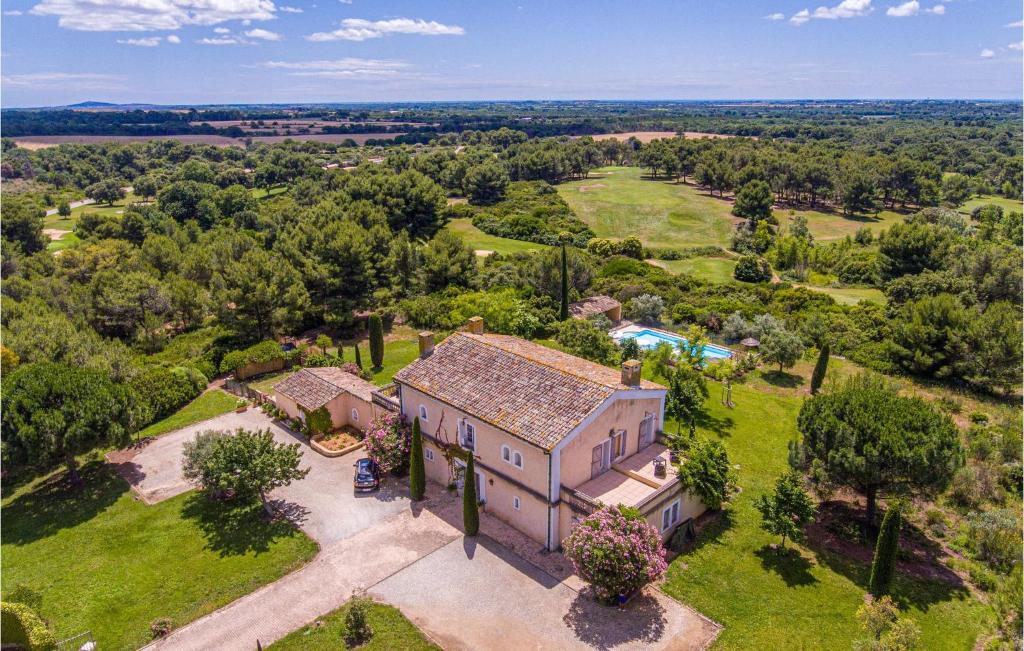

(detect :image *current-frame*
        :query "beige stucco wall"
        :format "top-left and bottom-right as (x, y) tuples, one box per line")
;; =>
(275, 390), (376, 432)
(558, 394), (663, 491)
(640, 484), (706, 541)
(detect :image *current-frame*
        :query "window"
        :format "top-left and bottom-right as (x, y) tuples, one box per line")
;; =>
(590, 440), (612, 479)
(639, 412), (655, 450)
(351, 408), (359, 422)
(501, 445), (511, 463)
(513, 496), (521, 511)
(425, 448), (434, 461)
(462, 421), (476, 450)
(512, 451), (523, 469)
(662, 500), (681, 532)
(612, 430), (627, 460)
(418, 404), (428, 421)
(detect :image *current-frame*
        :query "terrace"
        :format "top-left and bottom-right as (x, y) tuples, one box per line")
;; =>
(572, 443), (678, 510)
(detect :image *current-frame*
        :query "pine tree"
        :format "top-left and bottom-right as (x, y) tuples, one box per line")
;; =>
(559, 243), (570, 321)
(810, 343), (830, 395)
(354, 342), (363, 369)
(462, 454), (479, 536)
(869, 503), (902, 597)
(368, 314), (384, 370)
(409, 417), (425, 501)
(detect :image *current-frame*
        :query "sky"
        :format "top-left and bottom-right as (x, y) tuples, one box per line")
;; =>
(1, 0), (1022, 107)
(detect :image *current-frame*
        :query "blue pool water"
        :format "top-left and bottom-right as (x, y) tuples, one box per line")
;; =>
(613, 328), (733, 360)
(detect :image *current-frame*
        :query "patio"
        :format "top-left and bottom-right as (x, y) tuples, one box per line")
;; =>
(575, 443), (677, 508)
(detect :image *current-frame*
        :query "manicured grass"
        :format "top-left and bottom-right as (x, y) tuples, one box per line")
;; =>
(793, 284), (886, 305)
(558, 167), (734, 249)
(1, 464), (318, 650)
(958, 194), (1023, 215)
(444, 218), (550, 255)
(651, 257), (738, 283)
(270, 600), (440, 651)
(252, 186), (289, 200)
(133, 389), (239, 440)
(250, 370), (296, 394)
(339, 338), (420, 386)
(780, 206), (905, 242)
(655, 378), (987, 650)
(47, 231), (80, 252)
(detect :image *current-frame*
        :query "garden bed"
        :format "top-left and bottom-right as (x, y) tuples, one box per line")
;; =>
(310, 429), (363, 458)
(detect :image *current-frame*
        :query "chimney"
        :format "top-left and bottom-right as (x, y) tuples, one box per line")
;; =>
(418, 331), (435, 358)
(467, 316), (484, 335)
(621, 359), (642, 387)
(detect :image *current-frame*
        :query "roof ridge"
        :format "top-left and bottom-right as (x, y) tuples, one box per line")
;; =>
(453, 332), (620, 391)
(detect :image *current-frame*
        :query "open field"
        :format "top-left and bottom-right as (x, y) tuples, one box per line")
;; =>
(959, 194), (1023, 215)
(793, 284), (886, 305)
(649, 257), (738, 283)
(444, 218), (551, 255)
(44, 192), (141, 251)
(588, 131), (742, 142)
(559, 166), (735, 249)
(652, 373), (987, 650)
(133, 390), (239, 440)
(270, 600), (440, 651)
(1, 395), (318, 650)
(778, 205), (905, 241)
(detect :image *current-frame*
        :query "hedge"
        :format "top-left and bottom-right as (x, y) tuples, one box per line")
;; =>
(219, 340), (283, 374)
(1, 602), (57, 651)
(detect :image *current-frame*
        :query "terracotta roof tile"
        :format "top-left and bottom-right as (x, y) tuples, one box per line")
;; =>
(274, 367), (376, 411)
(569, 295), (620, 319)
(393, 333), (663, 450)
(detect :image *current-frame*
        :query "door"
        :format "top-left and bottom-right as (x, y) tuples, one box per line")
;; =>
(639, 412), (655, 450)
(454, 459), (485, 502)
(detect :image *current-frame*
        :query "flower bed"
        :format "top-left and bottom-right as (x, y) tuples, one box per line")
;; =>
(310, 428), (363, 458)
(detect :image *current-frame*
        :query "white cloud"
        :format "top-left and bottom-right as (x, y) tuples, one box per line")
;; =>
(278, 5), (302, 12)
(4, 9), (23, 15)
(765, 12), (785, 20)
(198, 36), (246, 45)
(166, 34), (180, 43)
(1006, 20), (1023, 28)
(261, 58), (409, 78)
(924, 4), (945, 15)
(980, 48), (995, 58)
(886, 1), (918, 17)
(790, 9), (811, 24)
(245, 28), (281, 40)
(791, 0), (871, 25)
(338, 0), (352, 4)
(306, 17), (464, 42)
(117, 36), (162, 46)
(213, 27), (231, 34)
(1009, 41), (1023, 51)
(30, 0), (276, 32)
(1, 71), (122, 87)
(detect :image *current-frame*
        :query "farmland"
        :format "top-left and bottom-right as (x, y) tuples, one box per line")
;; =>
(13, 133), (402, 149)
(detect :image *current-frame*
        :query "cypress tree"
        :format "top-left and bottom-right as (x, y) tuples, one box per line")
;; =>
(409, 417), (425, 501)
(462, 454), (479, 536)
(869, 503), (902, 597)
(354, 342), (363, 369)
(810, 343), (830, 395)
(368, 314), (384, 370)
(559, 243), (570, 321)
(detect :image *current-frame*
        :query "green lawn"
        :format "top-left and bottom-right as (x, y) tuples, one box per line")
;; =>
(652, 257), (738, 283)
(793, 284), (886, 306)
(252, 186), (289, 200)
(47, 231), (80, 252)
(250, 370), (296, 394)
(958, 194), (1023, 215)
(779, 206), (905, 242)
(444, 218), (550, 255)
(558, 167), (734, 249)
(655, 379), (987, 650)
(270, 600), (440, 651)
(45, 193), (142, 252)
(339, 337), (421, 386)
(1, 464), (318, 650)
(133, 389), (240, 440)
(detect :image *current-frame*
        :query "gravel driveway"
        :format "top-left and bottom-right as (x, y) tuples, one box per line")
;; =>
(114, 409), (411, 545)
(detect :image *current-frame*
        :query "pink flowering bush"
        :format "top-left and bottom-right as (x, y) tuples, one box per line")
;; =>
(363, 412), (411, 473)
(563, 505), (668, 603)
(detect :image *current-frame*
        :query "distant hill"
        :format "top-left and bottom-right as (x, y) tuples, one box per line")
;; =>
(66, 101), (119, 108)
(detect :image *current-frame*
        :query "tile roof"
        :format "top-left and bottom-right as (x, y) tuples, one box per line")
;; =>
(274, 367), (376, 411)
(569, 295), (620, 319)
(393, 332), (664, 450)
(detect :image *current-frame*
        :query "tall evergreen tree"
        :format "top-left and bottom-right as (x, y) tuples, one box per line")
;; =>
(368, 314), (384, 370)
(810, 343), (830, 395)
(354, 342), (363, 369)
(462, 454), (479, 536)
(559, 243), (570, 321)
(869, 503), (902, 597)
(409, 417), (425, 501)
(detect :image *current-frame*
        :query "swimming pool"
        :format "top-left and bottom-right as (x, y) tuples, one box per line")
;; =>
(612, 327), (734, 360)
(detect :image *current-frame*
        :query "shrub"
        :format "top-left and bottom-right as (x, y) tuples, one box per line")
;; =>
(854, 596), (921, 651)
(869, 504), (902, 597)
(676, 436), (736, 510)
(619, 337), (641, 363)
(191, 359), (217, 382)
(344, 594), (373, 646)
(219, 340), (283, 373)
(967, 509), (1022, 572)
(554, 318), (618, 365)
(305, 406), (333, 437)
(734, 255), (772, 283)
(626, 293), (665, 323)
(756, 471), (816, 548)
(969, 411), (990, 425)
(363, 412), (411, 474)
(137, 365), (204, 421)
(563, 505), (667, 603)
(150, 617), (173, 639)
(1, 601), (57, 651)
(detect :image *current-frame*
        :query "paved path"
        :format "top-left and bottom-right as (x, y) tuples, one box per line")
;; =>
(45, 197), (94, 216)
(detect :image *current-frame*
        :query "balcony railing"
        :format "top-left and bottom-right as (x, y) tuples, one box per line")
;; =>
(371, 383), (401, 412)
(560, 485), (601, 516)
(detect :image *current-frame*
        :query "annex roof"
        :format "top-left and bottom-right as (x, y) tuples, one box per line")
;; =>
(393, 332), (663, 450)
(274, 367), (376, 411)
(568, 295), (621, 319)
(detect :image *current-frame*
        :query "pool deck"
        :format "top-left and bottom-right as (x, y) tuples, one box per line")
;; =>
(610, 323), (735, 358)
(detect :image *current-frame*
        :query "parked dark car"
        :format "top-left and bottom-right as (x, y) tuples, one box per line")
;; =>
(353, 458), (380, 492)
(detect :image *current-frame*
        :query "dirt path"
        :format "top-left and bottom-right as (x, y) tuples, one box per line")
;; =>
(45, 197), (94, 216)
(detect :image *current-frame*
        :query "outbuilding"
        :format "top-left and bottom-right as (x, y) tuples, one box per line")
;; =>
(274, 367), (380, 431)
